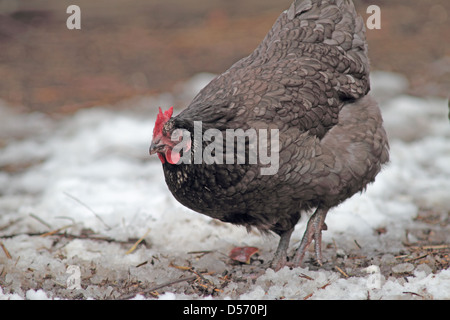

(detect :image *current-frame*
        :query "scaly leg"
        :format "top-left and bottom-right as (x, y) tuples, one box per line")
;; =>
(292, 207), (329, 266)
(270, 228), (294, 271)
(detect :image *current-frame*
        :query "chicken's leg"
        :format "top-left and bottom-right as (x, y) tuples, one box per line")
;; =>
(270, 228), (294, 271)
(292, 207), (329, 266)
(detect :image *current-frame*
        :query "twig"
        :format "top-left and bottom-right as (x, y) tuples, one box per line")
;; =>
(409, 244), (449, 251)
(54, 216), (76, 224)
(0, 242), (12, 259)
(319, 282), (331, 290)
(0, 218), (23, 232)
(64, 192), (111, 230)
(335, 265), (349, 278)
(120, 275), (198, 300)
(299, 273), (314, 281)
(0, 231), (134, 245)
(403, 291), (424, 298)
(169, 262), (191, 271)
(168, 262), (216, 293)
(404, 254), (428, 262)
(169, 262), (213, 283)
(135, 261), (148, 268)
(29, 213), (53, 229)
(126, 229), (150, 254)
(190, 268), (211, 285)
(303, 292), (314, 300)
(187, 250), (214, 255)
(40, 224), (74, 237)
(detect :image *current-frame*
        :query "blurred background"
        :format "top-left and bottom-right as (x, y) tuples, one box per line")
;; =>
(0, 1), (449, 299)
(0, 0), (449, 115)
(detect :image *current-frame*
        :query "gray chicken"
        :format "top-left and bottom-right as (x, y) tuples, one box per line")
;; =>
(149, 0), (389, 270)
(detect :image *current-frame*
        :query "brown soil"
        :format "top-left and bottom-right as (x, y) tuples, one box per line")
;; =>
(0, 0), (448, 115)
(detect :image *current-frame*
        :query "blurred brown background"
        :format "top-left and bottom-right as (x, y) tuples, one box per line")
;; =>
(0, 0), (448, 115)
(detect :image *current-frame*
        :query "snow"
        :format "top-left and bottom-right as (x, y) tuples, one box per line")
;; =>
(0, 71), (449, 300)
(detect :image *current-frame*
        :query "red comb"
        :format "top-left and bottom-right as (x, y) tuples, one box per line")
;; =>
(153, 106), (173, 136)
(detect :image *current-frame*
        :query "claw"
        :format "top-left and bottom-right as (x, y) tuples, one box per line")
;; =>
(292, 207), (329, 266)
(269, 207), (329, 270)
(270, 228), (294, 271)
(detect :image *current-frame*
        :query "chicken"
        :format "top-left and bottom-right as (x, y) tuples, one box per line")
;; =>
(149, 0), (389, 270)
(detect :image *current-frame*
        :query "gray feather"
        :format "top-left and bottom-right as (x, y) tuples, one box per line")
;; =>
(161, 0), (389, 240)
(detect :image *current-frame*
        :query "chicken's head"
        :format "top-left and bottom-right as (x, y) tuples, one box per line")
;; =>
(149, 107), (187, 165)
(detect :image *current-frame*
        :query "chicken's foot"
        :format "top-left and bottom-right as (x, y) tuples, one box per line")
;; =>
(270, 227), (294, 271)
(292, 207), (329, 266)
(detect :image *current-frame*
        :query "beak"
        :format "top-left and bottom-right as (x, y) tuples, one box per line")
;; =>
(149, 141), (164, 155)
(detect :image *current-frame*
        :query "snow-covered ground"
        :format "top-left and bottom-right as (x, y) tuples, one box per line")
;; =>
(0, 72), (449, 300)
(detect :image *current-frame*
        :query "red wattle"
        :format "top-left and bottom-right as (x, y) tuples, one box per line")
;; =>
(166, 149), (180, 165)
